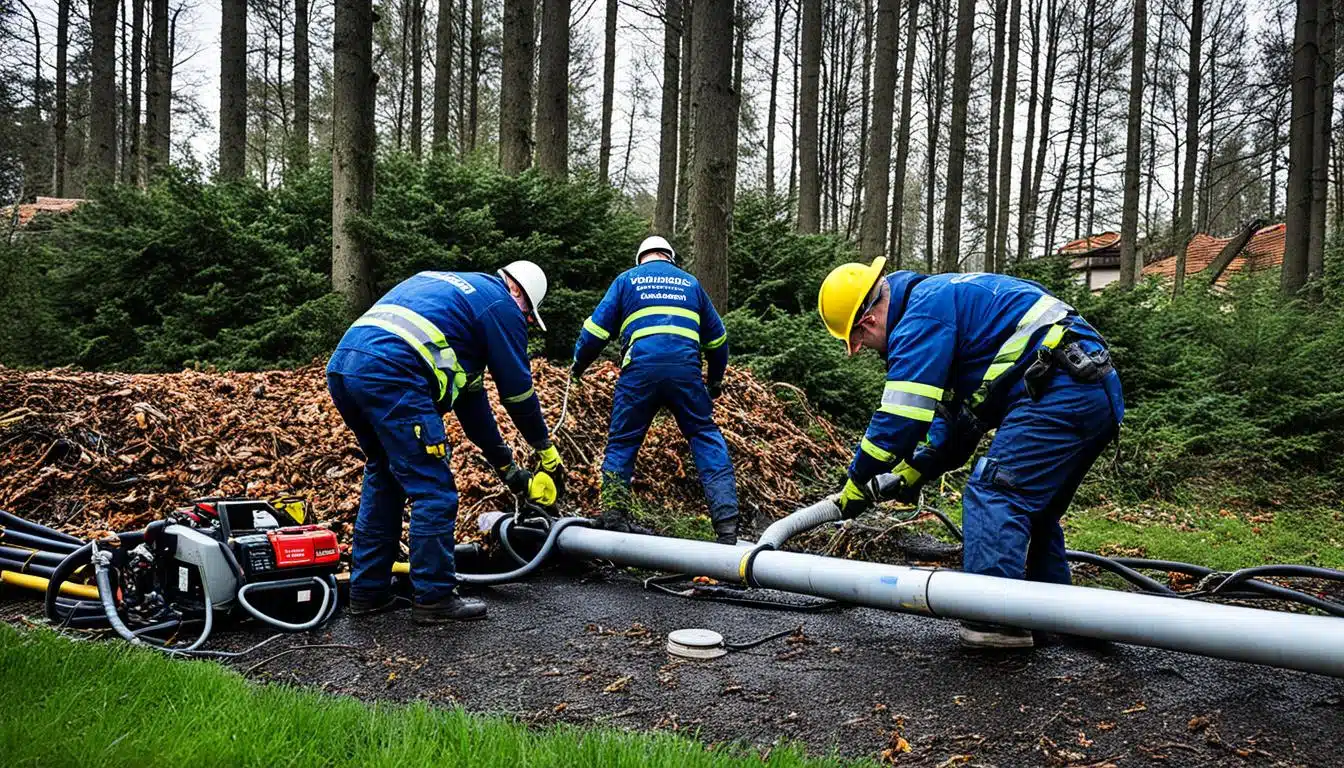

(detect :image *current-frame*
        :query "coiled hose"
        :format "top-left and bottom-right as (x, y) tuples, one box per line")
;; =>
(457, 516), (594, 585)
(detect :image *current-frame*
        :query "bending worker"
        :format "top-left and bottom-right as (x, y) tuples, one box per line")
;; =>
(573, 236), (740, 545)
(818, 260), (1123, 648)
(326, 262), (566, 625)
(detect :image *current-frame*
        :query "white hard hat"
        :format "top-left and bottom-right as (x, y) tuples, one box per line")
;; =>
(636, 235), (677, 265)
(497, 260), (548, 331)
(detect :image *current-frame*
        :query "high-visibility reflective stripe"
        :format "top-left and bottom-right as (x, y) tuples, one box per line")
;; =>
(354, 304), (468, 404)
(970, 295), (1073, 407)
(620, 306), (701, 333)
(1042, 323), (1067, 349)
(628, 325), (701, 344)
(584, 317), (612, 340)
(878, 381), (941, 421)
(860, 437), (897, 463)
(703, 332), (728, 350)
(502, 387), (535, 404)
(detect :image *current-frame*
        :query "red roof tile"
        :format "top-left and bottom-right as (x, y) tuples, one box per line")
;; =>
(1057, 232), (1121, 255)
(2, 196), (84, 229)
(1142, 223), (1285, 286)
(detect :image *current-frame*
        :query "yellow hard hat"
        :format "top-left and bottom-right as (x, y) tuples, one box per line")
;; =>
(817, 257), (887, 340)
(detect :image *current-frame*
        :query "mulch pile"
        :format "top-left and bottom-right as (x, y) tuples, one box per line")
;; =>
(0, 361), (849, 542)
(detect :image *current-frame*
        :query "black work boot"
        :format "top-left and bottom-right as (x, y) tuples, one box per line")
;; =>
(412, 593), (487, 624)
(347, 592), (398, 617)
(713, 517), (739, 546)
(599, 507), (632, 533)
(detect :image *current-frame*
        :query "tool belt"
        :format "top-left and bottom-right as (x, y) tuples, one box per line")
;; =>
(1023, 332), (1115, 400)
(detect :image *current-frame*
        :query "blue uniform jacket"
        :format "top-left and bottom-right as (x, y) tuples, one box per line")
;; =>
(850, 271), (1116, 484)
(331, 271), (548, 469)
(572, 260), (729, 380)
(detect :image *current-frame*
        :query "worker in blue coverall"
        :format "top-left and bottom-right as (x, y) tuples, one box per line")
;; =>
(572, 236), (740, 545)
(817, 258), (1124, 648)
(326, 261), (566, 625)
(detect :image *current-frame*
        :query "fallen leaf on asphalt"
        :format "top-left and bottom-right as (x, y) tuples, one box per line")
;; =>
(553, 702), (567, 713)
(1187, 715), (1210, 732)
(603, 675), (633, 693)
(1096, 721), (1116, 731)
(1121, 702), (1147, 714)
(1077, 731), (1094, 747)
(935, 756), (971, 768)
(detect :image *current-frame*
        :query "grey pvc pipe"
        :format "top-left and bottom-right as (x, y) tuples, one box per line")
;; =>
(552, 525), (1344, 678)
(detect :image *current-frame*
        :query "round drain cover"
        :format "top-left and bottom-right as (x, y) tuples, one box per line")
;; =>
(667, 628), (727, 659)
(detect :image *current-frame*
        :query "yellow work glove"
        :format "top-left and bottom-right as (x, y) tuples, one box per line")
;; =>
(535, 444), (566, 502)
(527, 472), (558, 506)
(836, 477), (876, 520)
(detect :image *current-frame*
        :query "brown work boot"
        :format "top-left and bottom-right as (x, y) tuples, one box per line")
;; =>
(412, 594), (487, 624)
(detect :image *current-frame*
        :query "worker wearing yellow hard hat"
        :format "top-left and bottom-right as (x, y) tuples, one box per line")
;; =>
(815, 259), (1125, 650)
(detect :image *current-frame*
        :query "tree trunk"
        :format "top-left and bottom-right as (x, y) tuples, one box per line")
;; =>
(1308, 0), (1334, 295)
(655, 0), (681, 231)
(457, 0), (467, 154)
(89, 0), (118, 185)
(940, 0), (977, 272)
(219, 0), (247, 179)
(599, 0), (617, 184)
(1075, 4), (1092, 241)
(992, 0), (1022, 271)
(728, 5), (746, 211)
(120, 0), (129, 183)
(796, 0), (822, 233)
(789, 3), (798, 202)
(1045, 40), (1081, 256)
(411, 0), (425, 157)
(293, 0), (311, 169)
(1175, 0), (1204, 294)
(1020, 0), (1057, 260)
(852, 0), (873, 237)
(500, 0), (535, 173)
(333, 0), (377, 314)
(985, 0), (1008, 271)
(859, 0), (898, 259)
(1015, 0), (1041, 264)
(766, 0), (784, 199)
(926, 0), (950, 270)
(144, 0), (169, 178)
(127, 0), (144, 184)
(676, 0), (694, 230)
(535, 0), (571, 178)
(469, 0), (482, 149)
(54, 0), (70, 194)
(1144, 2), (1164, 235)
(888, 0), (920, 265)
(1119, 0), (1146, 289)
(690, 0), (734, 309)
(434, 0), (455, 154)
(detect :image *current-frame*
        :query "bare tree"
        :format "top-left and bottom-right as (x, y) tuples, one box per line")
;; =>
(1283, 0), (1317, 297)
(765, 0), (785, 199)
(53, 0), (70, 194)
(1174, 0), (1203, 294)
(656, 0), (681, 232)
(675, 0), (694, 230)
(89, 0), (119, 185)
(143, 0), (170, 178)
(292, 0), (310, 169)
(889, 0), (920, 265)
(925, 0), (951, 270)
(859, 0), (899, 258)
(434, 0), (454, 154)
(127, 0), (144, 183)
(410, 0), (424, 157)
(500, 0), (535, 173)
(690, 0), (733, 307)
(219, 0), (248, 179)
(940, 0), (977, 271)
(992, 0), (1023, 271)
(599, 0), (617, 184)
(535, 0), (570, 178)
(985, 0), (1008, 271)
(456, 0), (466, 152)
(1015, 0), (1042, 263)
(1119, 0), (1146, 288)
(1308, 0), (1334, 293)
(797, 0), (822, 233)
(469, 0), (481, 149)
(333, 0), (376, 314)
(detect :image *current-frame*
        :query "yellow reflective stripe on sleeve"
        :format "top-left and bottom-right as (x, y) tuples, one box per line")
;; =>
(352, 316), (450, 400)
(878, 381), (941, 421)
(628, 325), (701, 344)
(1042, 323), (1067, 349)
(860, 437), (897, 463)
(583, 317), (612, 340)
(885, 380), (944, 400)
(703, 332), (728, 350)
(877, 402), (937, 421)
(502, 387), (535, 404)
(620, 306), (701, 333)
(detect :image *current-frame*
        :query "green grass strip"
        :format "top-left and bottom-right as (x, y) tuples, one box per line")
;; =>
(0, 624), (863, 768)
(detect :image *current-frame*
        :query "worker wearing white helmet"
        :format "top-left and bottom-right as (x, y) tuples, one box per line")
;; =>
(326, 261), (565, 625)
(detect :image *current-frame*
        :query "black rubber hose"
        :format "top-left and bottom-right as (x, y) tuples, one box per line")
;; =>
(0, 557), (57, 577)
(456, 517), (593, 585)
(1109, 558), (1344, 616)
(44, 542), (94, 622)
(1213, 564), (1344, 592)
(1065, 550), (1177, 595)
(0, 545), (66, 565)
(0, 528), (80, 554)
(0, 511), (83, 545)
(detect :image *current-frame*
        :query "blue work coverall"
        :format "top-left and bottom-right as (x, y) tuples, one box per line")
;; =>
(851, 271), (1124, 584)
(573, 260), (738, 525)
(326, 271), (550, 604)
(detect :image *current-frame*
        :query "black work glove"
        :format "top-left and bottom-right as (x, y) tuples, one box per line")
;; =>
(873, 461), (924, 505)
(498, 463), (534, 497)
(835, 476), (878, 520)
(706, 379), (723, 400)
(536, 444), (566, 502)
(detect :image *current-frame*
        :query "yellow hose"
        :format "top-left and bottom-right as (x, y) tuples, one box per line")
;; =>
(0, 570), (100, 599)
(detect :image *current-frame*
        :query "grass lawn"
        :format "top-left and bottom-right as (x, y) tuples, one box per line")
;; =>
(0, 625), (862, 768)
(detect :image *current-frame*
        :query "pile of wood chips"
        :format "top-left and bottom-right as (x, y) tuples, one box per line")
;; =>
(0, 361), (850, 543)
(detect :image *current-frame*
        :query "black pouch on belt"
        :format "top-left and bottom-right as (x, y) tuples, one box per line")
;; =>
(1052, 341), (1113, 383)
